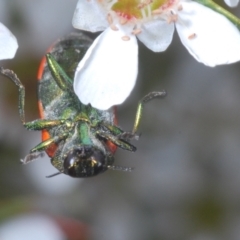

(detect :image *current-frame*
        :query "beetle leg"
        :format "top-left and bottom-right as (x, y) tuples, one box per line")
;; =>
(100, 123), (124, 135)
(0, 67), (26, 124)
(98, 122), (139, 146)
(21, 152), (45, 164)
(96, 130), (136, 152)
(132, 91), (167, 134)
(22, 133), (69, 164)
(118, 131), (140, 141)
(100, 121), (139, 143)
(29, 132), (69, 154)
(98, 91), (166, 141)
(0, 67), (71, 131)
(24, 119), (66, 130)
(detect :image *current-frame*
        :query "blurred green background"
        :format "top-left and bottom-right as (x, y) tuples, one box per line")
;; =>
(1, 0), (240, 239)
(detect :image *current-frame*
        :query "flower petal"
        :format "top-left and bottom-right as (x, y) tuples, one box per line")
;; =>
(72, 0), (108, 32)
(176, 1), (240, 67)
(0, 23), (18, 60)
(137, 19), (174, 52)
(74, 27), (138, 110)
(224, 0), (239, 7)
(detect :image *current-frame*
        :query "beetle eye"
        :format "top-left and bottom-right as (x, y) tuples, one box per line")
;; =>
(63, 147), (108, 177)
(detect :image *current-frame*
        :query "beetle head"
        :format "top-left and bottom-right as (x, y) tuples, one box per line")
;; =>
(63, 146), (113, 177)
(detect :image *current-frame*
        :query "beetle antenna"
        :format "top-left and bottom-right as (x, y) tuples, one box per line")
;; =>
(108, 165), (134, 172)
(46, 172), (62, 178)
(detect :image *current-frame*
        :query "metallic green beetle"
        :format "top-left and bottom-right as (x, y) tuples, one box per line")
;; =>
(0, 32), (166, 178)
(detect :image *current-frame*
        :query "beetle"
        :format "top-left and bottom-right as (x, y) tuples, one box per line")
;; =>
(0, 32), (166, 178)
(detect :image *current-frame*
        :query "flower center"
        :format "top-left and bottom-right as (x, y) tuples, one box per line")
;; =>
(110, 0), (178, 20)
(98, 0), (181, 39)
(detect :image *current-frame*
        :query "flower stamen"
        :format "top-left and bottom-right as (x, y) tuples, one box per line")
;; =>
(147, 4), (152, 18)
(152, 9), (162, 15)
(141, 8), (147, 19)
(121, 35), (131, 41)
(167, 13), (178, 24)
(177, 4), (183, 11)
(188, 33), (197, 39)
(138, 0), (153, 9)
(138, 3), (145, 9)
(119, 17), (128, 25)
(132, 28), (142, 35)
(107, 13), (113, 25)
(110, 24), (119, 31)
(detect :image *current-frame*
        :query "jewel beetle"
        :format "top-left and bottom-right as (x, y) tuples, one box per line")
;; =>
(0, 32), (166, 178)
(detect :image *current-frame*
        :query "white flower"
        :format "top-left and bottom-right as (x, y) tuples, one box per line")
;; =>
(72, 0), (240, 110)
(0, 22), (18, 60)
(224, 0), (239, 7)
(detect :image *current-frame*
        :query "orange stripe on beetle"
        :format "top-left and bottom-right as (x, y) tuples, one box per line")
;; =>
(37, 44), (57, 158)
(106, 106), (118, 153)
